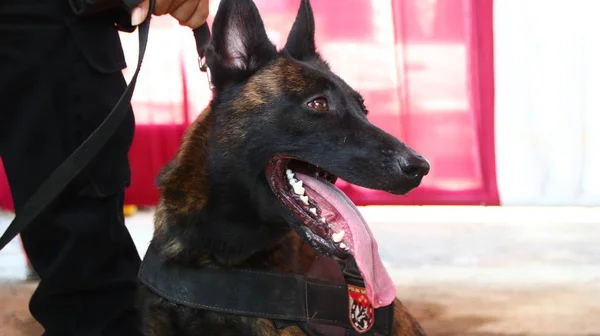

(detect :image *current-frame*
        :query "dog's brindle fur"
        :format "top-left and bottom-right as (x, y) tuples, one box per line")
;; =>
(138, 0), (429, 334)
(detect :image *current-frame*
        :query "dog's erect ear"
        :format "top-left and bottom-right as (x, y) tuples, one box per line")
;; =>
(284, 0), (317, 61)
(206, 0), (277, 86)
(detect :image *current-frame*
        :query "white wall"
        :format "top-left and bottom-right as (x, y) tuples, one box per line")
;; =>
(494, 0), (600, 205)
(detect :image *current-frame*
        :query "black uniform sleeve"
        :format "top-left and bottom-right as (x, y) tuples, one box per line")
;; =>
(68, 0), (145, 32)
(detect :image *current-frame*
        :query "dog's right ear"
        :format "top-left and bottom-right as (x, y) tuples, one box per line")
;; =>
(206, 0), (277, 87)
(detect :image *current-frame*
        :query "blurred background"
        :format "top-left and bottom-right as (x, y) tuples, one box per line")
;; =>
(1, 0), (599, 335)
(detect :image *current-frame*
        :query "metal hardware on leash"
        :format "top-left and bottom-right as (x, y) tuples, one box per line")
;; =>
(193, 23), (213, 90)
(198, 56), (214, 90)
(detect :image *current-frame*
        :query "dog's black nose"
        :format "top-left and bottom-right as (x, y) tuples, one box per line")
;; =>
(399, 154), (430, 177)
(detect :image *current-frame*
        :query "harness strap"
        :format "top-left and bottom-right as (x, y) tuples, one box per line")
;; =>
(139, 247), (394, 335)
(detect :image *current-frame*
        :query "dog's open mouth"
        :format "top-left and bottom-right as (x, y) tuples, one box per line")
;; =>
(265, 155), (396, 308)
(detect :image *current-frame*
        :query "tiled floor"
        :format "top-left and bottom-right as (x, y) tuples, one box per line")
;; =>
(2, 206), (600, 285)
(2, 206), (600, 335)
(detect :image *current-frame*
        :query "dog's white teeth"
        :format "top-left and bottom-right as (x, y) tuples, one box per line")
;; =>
(292, 180), (305, 195)
(340, 242), (348, 250)
(320, 217), (327, 223)
(300, 195), (309, 205)
(286, 170), (297, 184)
(309, 207), (317, 216)
(332, 230), (345, 243)
(286, 170), (306, 195)
(293, 186), (305, 195)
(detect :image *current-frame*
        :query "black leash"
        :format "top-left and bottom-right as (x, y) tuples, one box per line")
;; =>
(0, 3), (212, 252)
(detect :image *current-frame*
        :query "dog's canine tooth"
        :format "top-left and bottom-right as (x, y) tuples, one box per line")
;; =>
(309, 208), (317, 215)
(300, 195), (309, 205)
(320, 217), (327, 223)
(286, 169), (295, 181)
(293, 186), (305, 195)
(332, 230), (345, 243)
(292, 180), (305, 195)
(339, 242), (348, 250)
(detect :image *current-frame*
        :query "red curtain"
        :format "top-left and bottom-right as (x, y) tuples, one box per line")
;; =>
(122, 16), (204, 206)
(0, 158), (12, 210)
(334, 0), (499, 205)
(0, 0), (498, 210)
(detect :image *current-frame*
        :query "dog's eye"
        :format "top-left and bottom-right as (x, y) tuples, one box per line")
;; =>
(307, 97), (329, 111)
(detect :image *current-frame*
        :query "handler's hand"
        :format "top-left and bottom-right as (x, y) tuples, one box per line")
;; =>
(131, 0), (209, 29)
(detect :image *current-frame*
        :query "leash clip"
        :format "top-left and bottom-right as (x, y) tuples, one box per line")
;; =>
(198, 56), (214, 90)
(193, 23), (214, 91)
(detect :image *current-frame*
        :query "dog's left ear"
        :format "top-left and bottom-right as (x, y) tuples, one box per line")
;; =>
(284, 0), (317, 61)
(206, 0), (277, 87)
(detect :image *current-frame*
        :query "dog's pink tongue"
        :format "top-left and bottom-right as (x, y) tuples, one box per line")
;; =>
(295, 173), (396, 308)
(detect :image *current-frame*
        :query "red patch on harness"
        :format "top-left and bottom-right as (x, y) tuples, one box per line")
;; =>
(347, 284), (375, 333)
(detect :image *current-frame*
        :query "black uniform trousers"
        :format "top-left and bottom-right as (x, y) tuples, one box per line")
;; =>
(0, 1), (142, 335)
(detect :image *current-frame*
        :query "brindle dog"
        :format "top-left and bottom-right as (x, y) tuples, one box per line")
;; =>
(138, 0), (430, 335)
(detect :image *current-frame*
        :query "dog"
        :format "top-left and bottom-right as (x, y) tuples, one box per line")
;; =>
(137, 0), (430, 335)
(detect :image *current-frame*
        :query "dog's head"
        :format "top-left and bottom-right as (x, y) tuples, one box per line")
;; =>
(156, 0), (429, 271)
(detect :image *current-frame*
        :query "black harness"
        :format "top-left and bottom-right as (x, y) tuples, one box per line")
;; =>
(139, 247), (395, 335)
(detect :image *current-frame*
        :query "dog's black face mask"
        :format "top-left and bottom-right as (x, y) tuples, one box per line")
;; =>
(204, 0), (429, 249)
(167, 0), (431, 306)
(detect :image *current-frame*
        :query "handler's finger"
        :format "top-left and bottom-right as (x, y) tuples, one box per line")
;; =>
(154, 0), (174, 16)
(166, 0), (187, 14)
(180, 0), (209, 29)
(170, 0), (199, 27)
(131, 0), (150, 26)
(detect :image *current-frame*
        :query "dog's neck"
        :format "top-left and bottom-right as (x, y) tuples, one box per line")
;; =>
(151, 201), (321, 274)
(151, 108), (320, 273)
